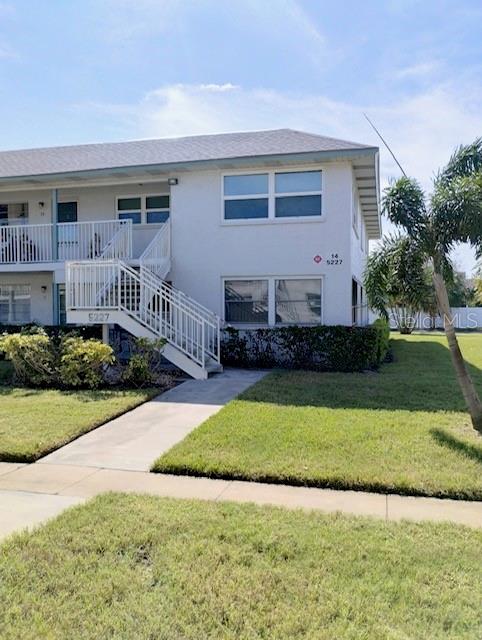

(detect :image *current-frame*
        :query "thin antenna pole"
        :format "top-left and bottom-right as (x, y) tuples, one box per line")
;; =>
(363, 113), (407, 177)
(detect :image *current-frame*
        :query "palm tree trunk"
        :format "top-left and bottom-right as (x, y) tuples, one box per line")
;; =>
(432, 269), (482, 434)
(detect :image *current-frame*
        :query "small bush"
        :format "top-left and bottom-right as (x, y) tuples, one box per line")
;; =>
(59, 336), (114, 389)
(221, 323), (391, 372)
(373, 318), (390, 363)
(122, 337), (167, 387)
(0, 328), (57, 386)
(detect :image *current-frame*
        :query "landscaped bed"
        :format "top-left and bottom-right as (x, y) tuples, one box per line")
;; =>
(0, 386), (162, 463)
(153, 333), (482, 500)
(0, 493), (480, 640)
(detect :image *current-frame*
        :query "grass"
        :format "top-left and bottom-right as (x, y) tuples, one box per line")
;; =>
(0, 493), (481, 640)
(153, 333), (482, 500)
(0, 386), (160, 462)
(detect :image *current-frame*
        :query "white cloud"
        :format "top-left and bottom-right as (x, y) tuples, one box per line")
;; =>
(198, 83), (239, 92)
(395, 61), (439, 79)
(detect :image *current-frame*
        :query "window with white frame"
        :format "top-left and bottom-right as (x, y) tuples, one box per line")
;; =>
(275, 278), (322, 324)
(274, 171), (322, 218)
(223, 174), (269, 220)
(116, 194), (169, 225)
(224, 277), (322, 325)
(223, 170), (322, 221)
(224, 279), (268, 323)
(0, 202), (29, 225)
(0, 284), (31, 324)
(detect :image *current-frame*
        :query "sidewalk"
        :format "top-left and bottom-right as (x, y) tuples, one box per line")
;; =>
(0, 462), (481, 541)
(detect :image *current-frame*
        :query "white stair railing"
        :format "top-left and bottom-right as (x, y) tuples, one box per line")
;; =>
(67, 260), (221, 368)
(139, 222), (170, 280)
(99, 220), (132, 259)
(57, 219), (132, 261)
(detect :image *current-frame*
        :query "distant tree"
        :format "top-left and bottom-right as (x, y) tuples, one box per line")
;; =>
(364, 235), (431, 333)
(447, 271), (473, 307)
(383, 139), (482, 434)
(474, 262), (482, 306)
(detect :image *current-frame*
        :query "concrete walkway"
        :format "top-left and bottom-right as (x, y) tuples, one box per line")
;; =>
(0, 368), (481, 540)
(0, 463), (481, 541)
(40, 369), (266, 471)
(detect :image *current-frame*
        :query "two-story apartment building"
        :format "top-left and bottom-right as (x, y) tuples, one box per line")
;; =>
(0, 129), (381, 378)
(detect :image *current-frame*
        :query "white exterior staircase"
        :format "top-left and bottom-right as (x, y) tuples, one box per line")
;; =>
(66, 223), (222, 379)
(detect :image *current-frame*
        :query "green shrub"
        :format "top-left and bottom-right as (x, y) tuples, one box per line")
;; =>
(59, 336), (114, 389)
(0, 328), (57, 386)
(221, 324), (390, 372)
(372, 318), (391, 362)
(122, 337), (166, 387)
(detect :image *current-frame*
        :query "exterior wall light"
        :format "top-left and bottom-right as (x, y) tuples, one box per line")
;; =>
(168, 177), (178, 186)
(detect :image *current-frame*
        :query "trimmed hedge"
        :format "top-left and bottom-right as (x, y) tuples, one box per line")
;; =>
(0, 323), (102, 339)
(221, 322), (390, 372)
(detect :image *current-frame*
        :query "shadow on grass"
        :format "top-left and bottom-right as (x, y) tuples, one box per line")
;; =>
(239, 338), (482, 413)
(431, 428), (482, 464)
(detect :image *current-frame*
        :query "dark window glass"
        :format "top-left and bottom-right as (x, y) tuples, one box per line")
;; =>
(275, 195), (321, 218)
(117, 197), (141, 211)
(58, 284), (66, 325)
(57, 202), (78, 223)
(147, 211), (169, 224)
(224, 198), (268, 220)
(225, 280), (268, 323)
(275, 279), (321, 324)
(118, 211), (141, 224)
(275, 171), (321, 193)
(146, 195), (169, 209)
(224, 174), (268, 196)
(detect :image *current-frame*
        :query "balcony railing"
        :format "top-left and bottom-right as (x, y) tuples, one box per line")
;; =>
(0, 219), (132, 264)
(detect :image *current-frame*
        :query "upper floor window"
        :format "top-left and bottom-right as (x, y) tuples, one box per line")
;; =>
(0, 202), (28, 226)
(117, 194), (169, 225)
(223, 174), (269, 220)
(274, 171), (322, 218)
(223, 170), (322, 221)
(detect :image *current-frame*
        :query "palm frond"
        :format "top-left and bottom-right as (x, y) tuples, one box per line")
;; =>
(437, 139), (482, 184)
(382, 177), (428, 236)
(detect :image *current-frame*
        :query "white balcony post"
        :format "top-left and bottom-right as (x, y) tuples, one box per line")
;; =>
(51, 188), (58, 261)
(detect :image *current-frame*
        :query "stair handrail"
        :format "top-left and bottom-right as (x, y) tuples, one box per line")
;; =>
(99, 220), (132, 260)
(67, 259), (221, 366)
(139, 222), (170, 279)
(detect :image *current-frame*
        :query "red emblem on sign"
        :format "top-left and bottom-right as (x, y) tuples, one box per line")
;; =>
(313, 255), (322, 264)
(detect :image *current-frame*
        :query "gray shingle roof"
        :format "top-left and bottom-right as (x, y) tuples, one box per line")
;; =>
(0, 129), (375, 179)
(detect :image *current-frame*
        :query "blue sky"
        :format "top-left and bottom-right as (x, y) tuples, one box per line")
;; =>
(1, 0), (481, 271)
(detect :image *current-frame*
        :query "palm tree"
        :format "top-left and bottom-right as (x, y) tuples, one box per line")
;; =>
(364, 234), (432, 333)
(383, 139), (482, 433)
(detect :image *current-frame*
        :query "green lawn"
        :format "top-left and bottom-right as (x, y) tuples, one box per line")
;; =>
(153, 333), (482, 500)
(0, 386), (160, 462)
(0, 493), (480, 640)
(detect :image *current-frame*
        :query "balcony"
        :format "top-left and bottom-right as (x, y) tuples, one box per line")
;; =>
(0, 219), (132, 265)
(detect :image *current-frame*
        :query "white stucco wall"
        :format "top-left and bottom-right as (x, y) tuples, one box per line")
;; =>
(170, 161), (354, 325)
(0, 271), (53, 324)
